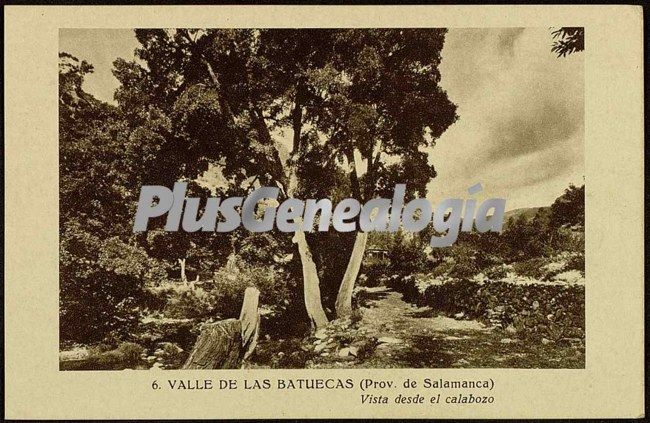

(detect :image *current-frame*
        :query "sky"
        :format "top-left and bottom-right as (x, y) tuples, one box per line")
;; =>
(59, 28), (584, 211)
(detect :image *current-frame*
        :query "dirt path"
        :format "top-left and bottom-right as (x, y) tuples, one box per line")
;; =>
(353, 286), (584, 368)
(354, 286), (489, 368)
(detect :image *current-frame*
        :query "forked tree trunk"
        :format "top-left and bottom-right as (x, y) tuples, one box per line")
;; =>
(191, 40), (328, 334)
(335, 231), (368, 318)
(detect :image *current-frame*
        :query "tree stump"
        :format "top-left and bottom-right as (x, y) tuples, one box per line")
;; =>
(182, 287), (260, 369)
(182, 319), (243, 369)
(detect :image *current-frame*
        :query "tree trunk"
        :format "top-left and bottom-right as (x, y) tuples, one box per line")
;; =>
(293, 226), (329, 330)
(183, 287), (260, 369)
(335, 231), (368, 318)
(250, 81), (328, 333)
(178, 258), (187, 283)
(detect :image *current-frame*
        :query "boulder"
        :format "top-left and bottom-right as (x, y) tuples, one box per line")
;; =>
(150, 362), (164, 370)
(314, 329), (328, 340)
(338, 348), (351, 357)
(314, 342), (335, 353)
(378, 337), (403, 345)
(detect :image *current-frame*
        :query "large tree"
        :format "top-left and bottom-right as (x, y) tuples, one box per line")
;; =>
(112, 29), (457, 328)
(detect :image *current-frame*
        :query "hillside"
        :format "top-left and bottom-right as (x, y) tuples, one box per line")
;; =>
(503, 206), (549, 226)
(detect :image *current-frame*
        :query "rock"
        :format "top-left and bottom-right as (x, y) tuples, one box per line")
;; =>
(314, 342), (335, 353)
(338, 348), (351, 357)
(314, 343), (327, 353)
(150, 362), (164, 370)
(532, 301), (540, 310)
(320, 352), (329, 357)
(505, 324), (517, 334)
(378, 337), (403, 345)
(314, 329), (328, 340)
(500, 338), (514, 344)
(314, 339), (322, 345)
(348, 346), (359, 357)
(541, 338), (551, 345)
(454, 312), (465, 320)
(146, 355), (156, 363)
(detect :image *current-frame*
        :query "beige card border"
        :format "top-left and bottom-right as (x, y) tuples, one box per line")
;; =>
(4, 5), (644, 419)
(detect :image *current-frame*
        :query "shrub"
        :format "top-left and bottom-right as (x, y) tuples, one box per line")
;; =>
(210, 264), (295, 319)
(566, 253), (585, 272)
(484, 264), (513, 280)
(147, 261), (297, 323)
(156, 342), (187, 369)
(79, 341), (146, 370)
(115, 342), (146, 366)
(513, 258), (548, 279)
(361, 261), (390, 287)
(162, 283), (214, 319)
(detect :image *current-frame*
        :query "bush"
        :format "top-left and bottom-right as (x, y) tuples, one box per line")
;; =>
(513, 258), (548, 279)
(361, 261), (390, 287)
(155, 342), (187, 369)
(566, 253), (585, 272)
(75, 341), (146, 370)
(162, 283), (214, 319)
(484, 264), (513, 280)
(149, 263), (297, 321)
(115, 342), (146, 366)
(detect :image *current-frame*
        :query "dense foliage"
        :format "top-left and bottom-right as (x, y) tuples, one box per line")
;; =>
(60, 28), (460, 346)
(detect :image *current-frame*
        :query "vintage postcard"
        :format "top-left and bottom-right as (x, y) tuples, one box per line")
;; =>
(4, 4), (645, 420)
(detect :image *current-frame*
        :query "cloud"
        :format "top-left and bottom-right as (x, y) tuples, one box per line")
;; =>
(428, 28), (584, 210)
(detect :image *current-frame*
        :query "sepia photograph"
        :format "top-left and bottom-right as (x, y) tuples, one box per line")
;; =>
(5, 4), (645, 419)
(58, 27), (586, 371)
